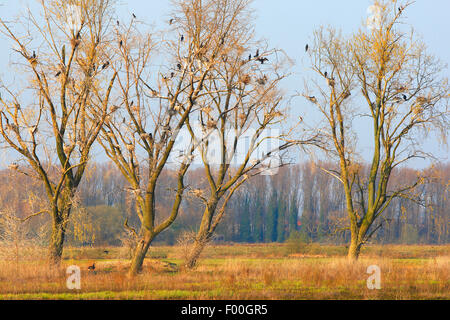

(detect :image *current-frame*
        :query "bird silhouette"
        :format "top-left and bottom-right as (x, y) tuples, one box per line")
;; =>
(257, 57), (269, 64)
(119, 40), (123, 47)
(255, 49), (259, 58)
(180, 35), (184, 42)
(403, 94), (408, 101)
(324, 71), (328, 78)
(117, 20), (120, 26)
(55, 71), (61, 77)
(248, 54), (252, 61)
(305, 44), (309, 52)
(102, 61), (110, 70)
(177, 63), (182, 70)
(32, 51), (36, 58)
(88, 263), (96, 271)
(132, 13), (136, 19)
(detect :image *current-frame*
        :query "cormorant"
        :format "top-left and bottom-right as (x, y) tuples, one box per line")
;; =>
(305, 44), (309, 52)
(257, 57), (269, 64)
(180, 35), (184, 42)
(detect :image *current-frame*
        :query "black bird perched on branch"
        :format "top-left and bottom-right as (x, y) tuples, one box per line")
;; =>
(177, 63), (182, 70)
(257, 57), (269, 64)
(102, 61), (110, 70)
(403, 94), (408, 101)
(248, 54), (252, 61)
(180, 35), (184, 42)
(324, 71), (328, 78)
(32, 51), (36, 58)
(117, 20), (120, 26)
(305, 44), (309, 52)
(119, 40), (123, 47)
(88, 263), (95, 271)
(55, 71), (61, 77)
(132, 13), (136, 19)
(255, 49), (259, 58)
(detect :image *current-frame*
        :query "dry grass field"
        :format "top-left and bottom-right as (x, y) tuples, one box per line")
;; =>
(0, 243), (448, 300)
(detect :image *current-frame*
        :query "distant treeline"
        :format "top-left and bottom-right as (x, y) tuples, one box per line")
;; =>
(0, 162), (448, 246)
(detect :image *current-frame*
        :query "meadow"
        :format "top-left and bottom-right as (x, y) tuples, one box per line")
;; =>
(0, 243), (448, 300)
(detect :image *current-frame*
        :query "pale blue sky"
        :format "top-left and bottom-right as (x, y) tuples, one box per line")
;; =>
(0, 1), (448, 167)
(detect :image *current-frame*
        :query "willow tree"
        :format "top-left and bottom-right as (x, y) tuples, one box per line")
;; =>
(303, 1), (449, 259)
(0, 0), (118, 265)
(180, 0), (321, 268)
(97, 0), (258, 275)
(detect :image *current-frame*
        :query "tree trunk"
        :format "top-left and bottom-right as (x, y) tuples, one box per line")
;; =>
(48, 220), (66, 266)
(129, 231), (154, 276)
(185, 237), (208, 269)
(347, 228), (362, 260)
(185, 203), (216, 269)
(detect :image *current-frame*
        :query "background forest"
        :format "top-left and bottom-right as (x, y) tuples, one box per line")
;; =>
(1, 161), (447, 248)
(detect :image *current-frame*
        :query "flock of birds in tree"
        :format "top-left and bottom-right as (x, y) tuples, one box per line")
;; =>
(304, 43), (409, 103)
(18, 13), (412, 153)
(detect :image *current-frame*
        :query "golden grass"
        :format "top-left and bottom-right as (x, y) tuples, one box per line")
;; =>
(0, 244), (448, 300)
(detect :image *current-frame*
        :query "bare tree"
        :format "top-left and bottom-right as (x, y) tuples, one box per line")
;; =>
(97, 0), (259, 275)
(303, 0), (449, 259)
(0, 0), (118, 265)
(180, 0), (322, 268)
